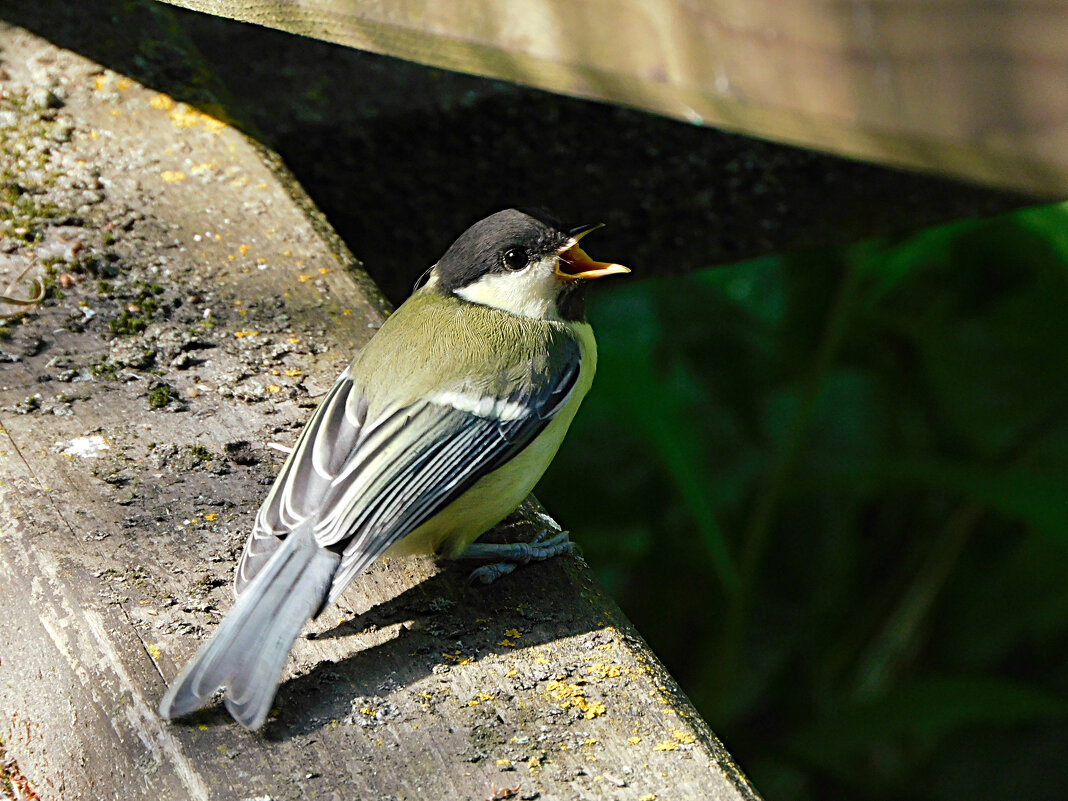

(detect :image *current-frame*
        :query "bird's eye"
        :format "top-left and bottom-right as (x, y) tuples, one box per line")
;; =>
(502, 247), (528, 271)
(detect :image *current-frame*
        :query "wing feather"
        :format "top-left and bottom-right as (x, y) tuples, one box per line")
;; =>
(236, 368), (360, 592)
(237, 334), (582, 606)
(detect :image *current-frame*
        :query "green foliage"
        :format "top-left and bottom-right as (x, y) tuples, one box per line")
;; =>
(107, 280), (165, 335)
(539, 202), (1068, 801)
(147, 383), (175, 409)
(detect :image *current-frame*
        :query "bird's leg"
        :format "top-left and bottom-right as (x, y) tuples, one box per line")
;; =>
(460, 528), (576, 584)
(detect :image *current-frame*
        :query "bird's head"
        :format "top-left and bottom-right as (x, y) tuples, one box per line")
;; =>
(430, 208), (629, 321)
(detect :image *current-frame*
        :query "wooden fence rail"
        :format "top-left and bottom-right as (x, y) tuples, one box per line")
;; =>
(160, 0), (1068, 196)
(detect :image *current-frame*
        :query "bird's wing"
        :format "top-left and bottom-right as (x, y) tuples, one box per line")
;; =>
(237, 335), (581, 602)
(235, 370), (369, 592)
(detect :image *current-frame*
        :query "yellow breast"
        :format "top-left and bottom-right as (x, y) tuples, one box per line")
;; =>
(384, 319), (597, 558)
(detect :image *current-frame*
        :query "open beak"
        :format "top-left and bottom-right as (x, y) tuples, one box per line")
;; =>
(555, 223), (630, 281)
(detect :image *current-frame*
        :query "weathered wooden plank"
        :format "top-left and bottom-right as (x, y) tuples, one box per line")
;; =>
(151, 0), (1068, 196)
(0, 21), (757, 801)
(1, 0), (1040, 306)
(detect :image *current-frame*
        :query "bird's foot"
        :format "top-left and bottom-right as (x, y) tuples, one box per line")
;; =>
(461, 529), (576, 585)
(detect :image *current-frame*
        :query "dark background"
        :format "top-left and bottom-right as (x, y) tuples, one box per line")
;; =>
(5, 2), (1067, 799)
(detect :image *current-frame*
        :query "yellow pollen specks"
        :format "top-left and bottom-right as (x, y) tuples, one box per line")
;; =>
(150, 93), (174, 110)
(584, 662), (623, 680)
(499, 627), (524, 647)
(284, 369), (302, 377)
(166, 102), (226, 133)
(639, 795), (657, 801)
(545, 681), (605, 719)
(94, 75), (109, 91)
(585, 700), (607, 718)
(239, 244), (250, 255)
(169, 104), (201, 128)
(467, 693), (494, 707)
(161, 170), (186, 183)
(298, 273), (312, 283)
(442, 650), (472, 666)
(234, 330), (259, 338)
(627, 736), (642, 746)
(266, 385), (281, 393)
(204, 513), (218, 522)
(286, 335), (300, 345)
(672, 729), (696, 744)
(653, 741), (678, 752)
(319, 267), (331, 275)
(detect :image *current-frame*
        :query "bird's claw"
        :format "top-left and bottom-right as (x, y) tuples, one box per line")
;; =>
(462, 529), (575, 585)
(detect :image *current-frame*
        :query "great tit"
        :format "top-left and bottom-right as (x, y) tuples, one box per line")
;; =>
(158, 208), (629, 729)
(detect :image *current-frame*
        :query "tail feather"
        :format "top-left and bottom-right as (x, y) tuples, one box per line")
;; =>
(159, 524), (339, 730)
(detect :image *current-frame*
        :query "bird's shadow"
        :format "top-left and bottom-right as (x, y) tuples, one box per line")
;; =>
(173, 508), (607, 741)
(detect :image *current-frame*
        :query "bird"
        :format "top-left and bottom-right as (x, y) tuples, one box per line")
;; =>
(158, 207), (629, 729)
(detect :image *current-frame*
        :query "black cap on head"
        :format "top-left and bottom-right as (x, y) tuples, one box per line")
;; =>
(434, 208), (571, 294)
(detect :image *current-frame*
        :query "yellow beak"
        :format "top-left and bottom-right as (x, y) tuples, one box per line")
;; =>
(554, 224), (630, 282)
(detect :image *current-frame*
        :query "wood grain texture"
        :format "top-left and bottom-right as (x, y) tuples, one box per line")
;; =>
(156, 0), (1068, 196)
(0, 22), (757, 801)
(0, 0), (1039, 306)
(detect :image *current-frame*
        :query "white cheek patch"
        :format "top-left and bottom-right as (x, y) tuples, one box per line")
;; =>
(429, 389), (531, 421)
(454, 257), (561, 320)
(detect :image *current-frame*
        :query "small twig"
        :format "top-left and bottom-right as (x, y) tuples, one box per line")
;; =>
(0, 263), (46, 317)
(484, 782), (521, 801)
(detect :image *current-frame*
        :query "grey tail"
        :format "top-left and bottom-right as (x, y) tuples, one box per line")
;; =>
(158, 523), (339, 730)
